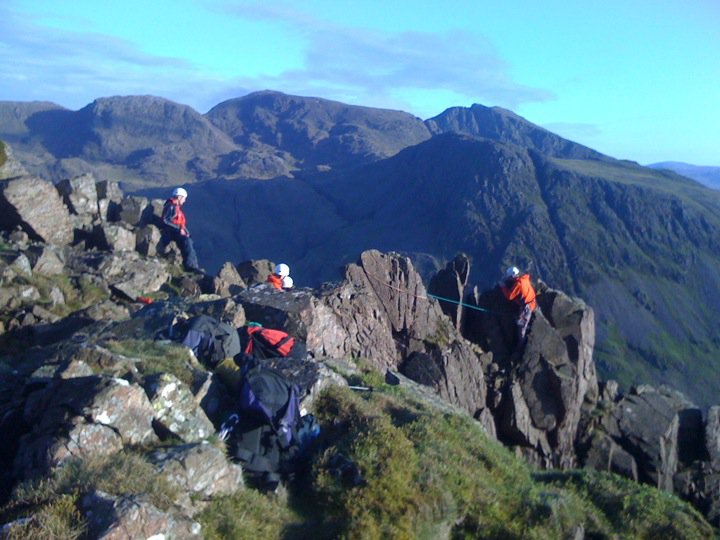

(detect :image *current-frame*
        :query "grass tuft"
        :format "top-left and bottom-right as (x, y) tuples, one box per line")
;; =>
(1, 451), (178, 537)
(105, 338), (197, 386)
(198, 488), (298, 540)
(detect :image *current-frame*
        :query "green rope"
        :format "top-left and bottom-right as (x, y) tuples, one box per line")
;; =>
(426, 292), (503, 314)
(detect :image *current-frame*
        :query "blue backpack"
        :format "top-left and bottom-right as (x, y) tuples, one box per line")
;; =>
(220, 366), (316, 488)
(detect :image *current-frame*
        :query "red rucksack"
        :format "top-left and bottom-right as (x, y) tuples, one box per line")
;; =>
(243, 324), (295, 358)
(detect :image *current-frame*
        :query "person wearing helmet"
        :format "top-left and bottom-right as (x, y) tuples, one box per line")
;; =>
(159, 187), (202, 273)
(499, 265), (537, 344)
(267, 263), (291, 290)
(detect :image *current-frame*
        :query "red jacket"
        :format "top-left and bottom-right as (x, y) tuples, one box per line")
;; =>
(267, 274), (283, 290)
(162, 197), (187, 232)
(501, 274), (537, 312)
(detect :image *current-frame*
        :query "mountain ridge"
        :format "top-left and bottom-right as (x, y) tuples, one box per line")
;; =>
(2, 90), (720, 406)
(134, 131), (720, 405)
(648, 161), (720, 190)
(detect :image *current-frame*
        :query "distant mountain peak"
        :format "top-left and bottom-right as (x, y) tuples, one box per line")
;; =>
(425, 103), (606, 160)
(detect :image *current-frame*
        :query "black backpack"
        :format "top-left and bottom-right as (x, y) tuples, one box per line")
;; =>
(220, 366), (303, 488)
(179, 315), (241, 367)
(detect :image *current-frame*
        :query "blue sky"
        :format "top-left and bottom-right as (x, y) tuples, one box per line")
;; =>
(1, 0), (718, 165)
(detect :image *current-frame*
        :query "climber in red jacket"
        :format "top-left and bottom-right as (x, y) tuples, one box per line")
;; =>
(159, 187), (202, 274)
(267, 263), (293, 290)
(500, 266), (537, 345)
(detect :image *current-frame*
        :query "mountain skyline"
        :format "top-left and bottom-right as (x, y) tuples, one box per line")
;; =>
(1, 1), (719, 166)
(2, 89), (720, 407)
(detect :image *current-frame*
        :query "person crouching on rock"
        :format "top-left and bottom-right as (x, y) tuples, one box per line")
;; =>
(267, 263), (293, 290)
(499, 266), (537, 346)
(160, 187), (202, 274)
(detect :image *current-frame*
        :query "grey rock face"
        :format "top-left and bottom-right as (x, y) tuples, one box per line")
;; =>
(236, 259), (275, 286)
(27, 245), (66, 276)
(513, 314), (592, 468)
(97, 252), (170, 300)
(81, 490), (202, 539)
(0, 176), (73, 245)
(96, 179), (123, 203)
(536, 283), (598, 406)
(309, 249), (446, 367)
(14, 376), (157, 478)
(213, 262), (247, 297)
(63, 345), (140, 378)
(463, 280), (598, 468)
(583, 432), (638, 480)
(56, 173), (99, 216)
(119, 195), (152, 227)
(316, 250), (488, 416)
(148, 442), (244, 514)
(0, 142), (29, 179)
(95, 223), (137, 252)
(145, 373), (215, 442)
(611, 386), (699, 491)
(236, 285), (318, 342)
(428, 252), (470, 331)
(9, 253), (32, 277)
(348, 250), (443, 338)
(706, 407), (720, 467)
(135, 224), (162, 256)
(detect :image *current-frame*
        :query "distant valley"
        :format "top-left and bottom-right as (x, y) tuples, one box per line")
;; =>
(648, 162), (720, 190)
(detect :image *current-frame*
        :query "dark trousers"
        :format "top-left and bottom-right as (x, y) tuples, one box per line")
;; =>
(160, 229), (199, 271)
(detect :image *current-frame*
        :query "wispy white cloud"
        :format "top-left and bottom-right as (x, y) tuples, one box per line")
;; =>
(0, 1), (553, 117)
(0, 3), (213, 109)
(218, 3), (554, 114)
(542, 122), (602, 140)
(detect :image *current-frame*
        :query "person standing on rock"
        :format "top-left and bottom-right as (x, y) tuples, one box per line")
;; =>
(499, 266), (537, 345)
(159, 187), (202, 274)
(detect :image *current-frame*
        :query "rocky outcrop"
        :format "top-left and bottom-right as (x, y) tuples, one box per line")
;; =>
(14, 376), (158, 478)
(119, 195), (153, 227)
(463, 280), (598, 468)
(97, 252), (170, 300)
(236, 250), (491, 419)
(1, 203), (719, 531)
(428, 252), (470, 331)
(0, 176), (74, 245)
(580, 385), (705, 489)
(148, 442), (244, 514)
(94, 223), (137, 252)
(0, 142), (29, 180)
(81, 491), (202, 539)
(236, 259), (274, 286)
(57, 173), (99, 217)
(145, 374), (215, 442)
(212, 262), (247, 297)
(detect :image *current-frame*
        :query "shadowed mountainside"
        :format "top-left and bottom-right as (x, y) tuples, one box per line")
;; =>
(426, 103), (608, 161)
(0, 91), (432, 188)
(205, 90), (431, 171)
(137, 133), (720, 405)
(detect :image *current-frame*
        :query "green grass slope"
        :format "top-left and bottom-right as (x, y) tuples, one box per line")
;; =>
(199, 368), (709, 540)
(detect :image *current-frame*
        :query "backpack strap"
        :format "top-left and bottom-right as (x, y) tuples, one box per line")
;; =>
(276, 385), (299, 448)
(243, 325), (263, 354)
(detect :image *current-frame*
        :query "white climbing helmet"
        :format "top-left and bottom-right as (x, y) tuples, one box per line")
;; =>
(505, 266), (520, 279)
(282, 276), (294, 289)
(275, 263), (290, 277)
(172, 187), (188, 198)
